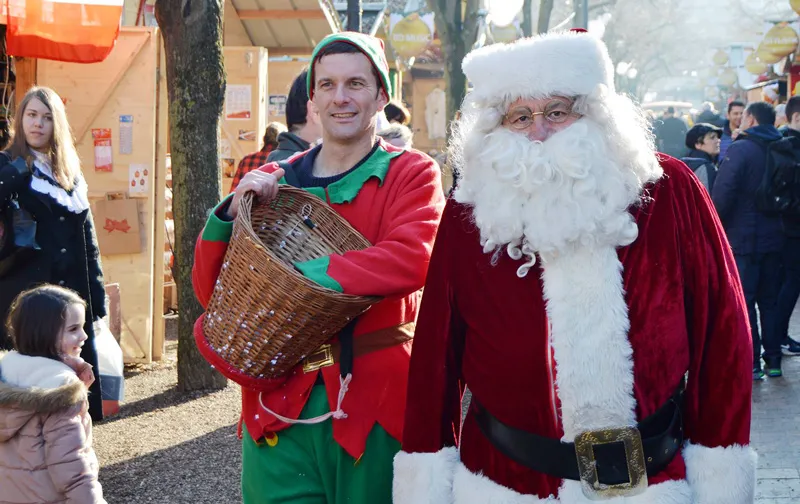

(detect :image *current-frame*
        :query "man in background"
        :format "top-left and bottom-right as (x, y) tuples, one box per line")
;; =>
(720, 100), (745, 160)
(654, 106), (688, 158)
(713, 101), (785, 379)
(229, 122), (287, 192)
(267, 69), (323, 163)
(776, 96), (800, 356)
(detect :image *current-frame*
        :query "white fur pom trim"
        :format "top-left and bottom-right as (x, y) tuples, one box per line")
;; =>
(462, 31), (614, 105)
(540, 245), (636, 438)
(393, 448), (459, 504)
(683, 442), (757, 504)
(557, 478), (691, 503)
(452, 462), (557, 504)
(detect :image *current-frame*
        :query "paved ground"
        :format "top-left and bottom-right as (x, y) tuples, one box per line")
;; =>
(752, 306), (800, 503)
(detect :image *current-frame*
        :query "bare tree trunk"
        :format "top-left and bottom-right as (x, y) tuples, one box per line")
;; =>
(537, 0), (554, 33)
(155, 0), (227, 392)
(522, 0), (533, 37)
(428, 0), (481, 137)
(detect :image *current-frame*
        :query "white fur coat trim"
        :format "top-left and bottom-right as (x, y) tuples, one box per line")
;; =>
(462, 31), (615, 105)
(393, 448), (694, 504)
(0, 351), (78, 390)
(539, 245), (637, 438)
(393, 447), (460, 504)
(683, 442), (757, 504)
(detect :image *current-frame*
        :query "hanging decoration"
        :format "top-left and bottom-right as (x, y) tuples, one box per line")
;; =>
(4, 0), (124, 63)
(744, 52), (769, 75)
(761, 23), (799, 58)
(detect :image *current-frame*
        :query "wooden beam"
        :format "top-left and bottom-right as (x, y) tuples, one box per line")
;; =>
(75, 32), (151, 142)
(236, 9), (326, 20)
(14, 57), (38, 111)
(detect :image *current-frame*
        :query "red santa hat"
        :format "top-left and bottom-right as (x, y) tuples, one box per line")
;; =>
(461, 30), (615, 105)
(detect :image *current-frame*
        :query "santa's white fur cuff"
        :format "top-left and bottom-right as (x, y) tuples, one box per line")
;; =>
(393, 448), (459, 504)
(683, 442), (757, 504)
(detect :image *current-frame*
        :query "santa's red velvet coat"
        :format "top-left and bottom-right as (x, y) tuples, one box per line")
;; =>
(394, 156), (756, 503)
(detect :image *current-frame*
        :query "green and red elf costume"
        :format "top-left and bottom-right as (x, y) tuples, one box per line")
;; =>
(192, 32), (445, 504)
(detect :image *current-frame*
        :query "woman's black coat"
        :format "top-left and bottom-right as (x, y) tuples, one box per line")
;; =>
(0, 153), (106, 420)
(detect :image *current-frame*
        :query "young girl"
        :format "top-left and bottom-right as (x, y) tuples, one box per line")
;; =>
(0, 86), (107, 421)
(0, 284), (106, 504)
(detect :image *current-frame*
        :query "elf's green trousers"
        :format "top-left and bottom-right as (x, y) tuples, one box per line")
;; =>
(241, 385), (400, 504)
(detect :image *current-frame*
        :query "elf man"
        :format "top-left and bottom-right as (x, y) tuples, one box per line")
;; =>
(192, 33), (445, 503)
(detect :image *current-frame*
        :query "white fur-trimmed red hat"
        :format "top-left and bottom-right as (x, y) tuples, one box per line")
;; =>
(462, 30), (615, 105)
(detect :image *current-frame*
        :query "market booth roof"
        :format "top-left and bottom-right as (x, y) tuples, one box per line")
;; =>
(228, 0), (342, 52)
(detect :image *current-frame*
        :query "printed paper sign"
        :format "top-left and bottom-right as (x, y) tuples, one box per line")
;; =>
(92, 128), (113, 172)
(129, 164), (150, 197)
(269, 95), (287, 117)
(225, 84), (252, 120)
(220, 138), (232, 158)
(221, 158), (236, 178)
(119, 115), (133, 155)
(238, 129), (256, 142)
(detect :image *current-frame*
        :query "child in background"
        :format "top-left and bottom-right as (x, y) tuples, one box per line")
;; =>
(0, 284), (106, 504)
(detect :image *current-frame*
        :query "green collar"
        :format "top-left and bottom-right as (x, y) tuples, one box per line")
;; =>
(280, 143), (402, 204)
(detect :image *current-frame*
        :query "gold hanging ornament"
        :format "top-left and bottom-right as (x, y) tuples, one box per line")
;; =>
(390, 13), (434, 60)
(761, 23), (799, 57)
(718, 68), (738, 87)
(792, 0), (800, 16)
(491, 23), (519, 44)
(712, 49), (729, 66)
(745, 52), (769, 75)
(756, 44), (783, 64)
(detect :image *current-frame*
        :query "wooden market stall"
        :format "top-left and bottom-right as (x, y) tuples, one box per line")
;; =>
(32, 27), (169, 363)
(220, 46), (268, 193)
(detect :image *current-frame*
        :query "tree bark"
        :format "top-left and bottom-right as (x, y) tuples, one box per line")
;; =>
(428, 0), (481, 138)
(537, 0), (554, 33)
(155, 0), (227, 391)
(522, 0), (533, 37)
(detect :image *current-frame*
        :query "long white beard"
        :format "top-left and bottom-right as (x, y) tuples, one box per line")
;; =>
(454, 119), (660, 277)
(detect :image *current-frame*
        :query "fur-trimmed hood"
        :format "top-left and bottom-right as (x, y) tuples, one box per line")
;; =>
(0, 351), (86, 442)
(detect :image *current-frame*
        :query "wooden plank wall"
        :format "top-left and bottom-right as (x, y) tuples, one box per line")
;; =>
(37, 27), (166, 363)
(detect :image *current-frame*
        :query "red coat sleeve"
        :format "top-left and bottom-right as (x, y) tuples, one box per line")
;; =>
(670, 159), (757, 501)
(192, 196), (235, 309)
(322, 159), (445, 297)
(401, 200), (467, 453)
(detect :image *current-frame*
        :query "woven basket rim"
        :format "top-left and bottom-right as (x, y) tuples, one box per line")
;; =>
(235, 187), (380, 303)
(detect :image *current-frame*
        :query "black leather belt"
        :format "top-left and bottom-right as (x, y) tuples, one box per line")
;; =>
(473, 382), (684, 498)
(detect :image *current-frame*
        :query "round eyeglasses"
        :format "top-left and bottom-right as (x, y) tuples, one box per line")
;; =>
(503, 99), (581, 131)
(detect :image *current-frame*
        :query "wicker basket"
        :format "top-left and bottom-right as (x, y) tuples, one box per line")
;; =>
(202, 186), (379, 379)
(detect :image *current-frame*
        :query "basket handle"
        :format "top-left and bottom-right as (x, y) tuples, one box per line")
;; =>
(236, 191), (255, 230)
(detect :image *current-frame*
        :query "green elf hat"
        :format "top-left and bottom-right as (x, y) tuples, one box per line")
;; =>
(307, 31), (392, 99)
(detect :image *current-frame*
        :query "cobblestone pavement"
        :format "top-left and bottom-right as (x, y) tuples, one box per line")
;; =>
(752, 307), (800, 503)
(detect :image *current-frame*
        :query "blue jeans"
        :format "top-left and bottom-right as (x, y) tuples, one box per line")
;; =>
(776, 237), (800, 343)
(735, 252), (782, 366)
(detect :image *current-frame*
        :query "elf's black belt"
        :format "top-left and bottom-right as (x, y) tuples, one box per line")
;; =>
(473, 381), (684, 499)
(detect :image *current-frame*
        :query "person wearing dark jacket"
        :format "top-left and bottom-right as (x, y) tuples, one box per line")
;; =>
(696, 101), (724, 127)
(266, 69), (322, 163)
(681, 122), (721, 191)
(0, 87), (106, 420)
(712, 101), (785, 379)
(776, 96), (800, 356)
(719, 100), (745, 160)
(653, 106), (688, 158)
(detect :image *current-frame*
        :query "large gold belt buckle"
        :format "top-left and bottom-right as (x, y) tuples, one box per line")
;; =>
(574, 426), (648, 500)
(302, 344), (334, 373)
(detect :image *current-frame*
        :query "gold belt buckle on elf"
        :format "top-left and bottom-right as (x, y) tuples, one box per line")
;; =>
(574, 426), (648, 500)
(302, 344), (334, 373)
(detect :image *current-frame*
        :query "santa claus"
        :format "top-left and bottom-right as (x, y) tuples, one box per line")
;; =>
(393, 30), (755, 503)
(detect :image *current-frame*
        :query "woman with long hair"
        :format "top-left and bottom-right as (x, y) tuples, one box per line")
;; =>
(0, 86), (106, 421)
